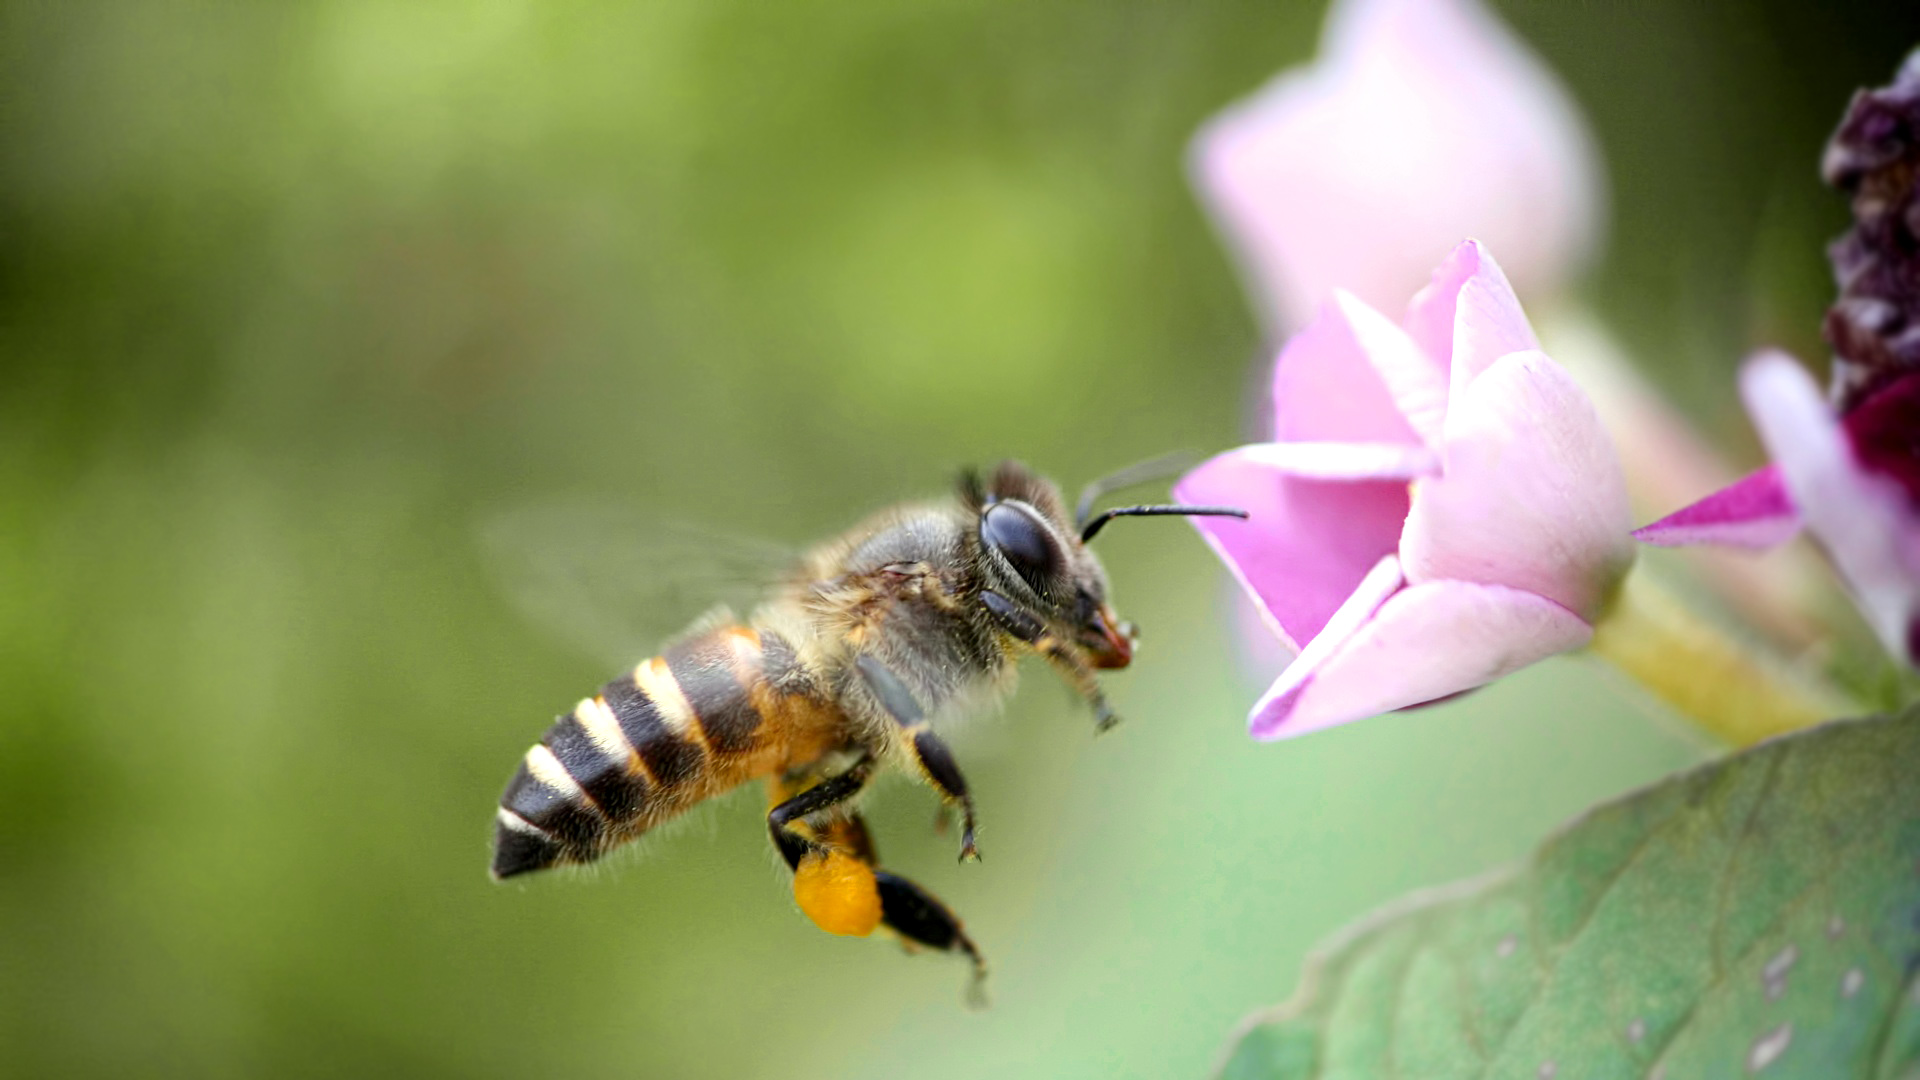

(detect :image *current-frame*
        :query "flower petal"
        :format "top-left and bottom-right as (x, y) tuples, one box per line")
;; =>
(1400, 350), (1634, 621)
(1252, 576), (1592, 739)
(1270, 299), (1425, 446)
(1631, 465), (1802, 550)
(1178, 446), (1412, 651)
(1190, 0), (1600, 332)
(1250, 553), (1405, 735)
(1402, 240), (1542, 401)
(1331, 290), (1449, 446)
(1236, 440), (1439, 481)
(1743, 351), (1920, 665)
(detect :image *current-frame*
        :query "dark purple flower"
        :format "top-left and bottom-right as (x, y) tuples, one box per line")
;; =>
(1638, 52), (1920, 668)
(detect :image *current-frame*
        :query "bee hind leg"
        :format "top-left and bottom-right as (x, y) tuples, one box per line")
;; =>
(874, 868), (989, 1006)
(767, 760), (874, 866)
(770, 763), (889, 938)
(769, 776), (988, 1004)
(820, 811), (986, 984)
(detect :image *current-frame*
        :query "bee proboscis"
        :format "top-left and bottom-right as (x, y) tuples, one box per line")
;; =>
(489, 459), (1245, 998)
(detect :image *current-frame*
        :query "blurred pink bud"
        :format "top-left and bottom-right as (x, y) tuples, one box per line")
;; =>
(1636, 355), (1920, 667)
(1192, 0), (1601, 332)
(1180, 241), (1634, 738)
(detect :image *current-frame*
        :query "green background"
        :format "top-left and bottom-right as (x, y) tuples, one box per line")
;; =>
(3, 2), (1914, 1077)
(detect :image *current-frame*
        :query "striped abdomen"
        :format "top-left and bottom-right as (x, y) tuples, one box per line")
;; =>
(491, 625), (818, 879)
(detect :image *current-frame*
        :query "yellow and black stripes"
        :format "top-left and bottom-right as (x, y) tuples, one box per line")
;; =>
(605, 664), (703, 787)
(664, 632), (763, 754)
(544, 698), (649, 820)
(490, 626), (788, 880)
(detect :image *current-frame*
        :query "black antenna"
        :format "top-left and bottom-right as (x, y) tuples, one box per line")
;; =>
(1074, 451), (1201, 529)
(1080, 504), (1249, 543)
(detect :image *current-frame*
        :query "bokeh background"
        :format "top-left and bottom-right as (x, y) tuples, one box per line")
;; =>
(5, 2), (1918, 1077)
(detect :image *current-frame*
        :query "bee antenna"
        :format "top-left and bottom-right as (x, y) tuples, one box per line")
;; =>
(1079, 504), (1249, 544)
(957, 467), (988, 511)
(1074, 451), (1201, 529)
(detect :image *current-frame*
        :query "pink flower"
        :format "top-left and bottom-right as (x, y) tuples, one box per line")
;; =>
(1188, 0), (1822, 657)
(1179, 241), (1634, 739)
(1192, 0), (1600, 333)
(1636, 355), (1920, 666)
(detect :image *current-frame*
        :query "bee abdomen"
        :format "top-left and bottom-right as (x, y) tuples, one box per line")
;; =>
(491, 626), (781, 880)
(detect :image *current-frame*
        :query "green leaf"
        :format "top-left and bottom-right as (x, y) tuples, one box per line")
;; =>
(1217, 710), (1920, 1080)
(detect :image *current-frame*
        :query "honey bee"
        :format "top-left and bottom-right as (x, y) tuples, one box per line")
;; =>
(488, 459), (1245, 994)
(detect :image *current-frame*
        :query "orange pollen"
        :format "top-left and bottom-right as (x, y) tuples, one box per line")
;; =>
(792, 850), (882, 937)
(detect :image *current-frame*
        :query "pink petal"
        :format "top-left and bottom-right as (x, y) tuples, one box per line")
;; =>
(1331, 290), (1449, 446)
(1178, 445), (1413, 651)
(1269, 299), (1424, 446)
(1190, 0), (1600, 332)
(1400, 350), (1634, 622)
(1401, 240), (1542, 400)
(1631, 465), (1803, 550)
(1402, 237), (1483, 368)
(1251, 553), (1405, 734)
(1252, 576), (1592, 739)
(1743, 352), (1920, 665)
(1450, 248), (1542, 393)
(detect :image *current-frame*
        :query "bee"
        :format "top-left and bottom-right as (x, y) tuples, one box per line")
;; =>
(488, 459), (1245, 993)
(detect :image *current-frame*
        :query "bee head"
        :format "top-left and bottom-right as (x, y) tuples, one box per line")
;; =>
(962, 460), (1246, 670)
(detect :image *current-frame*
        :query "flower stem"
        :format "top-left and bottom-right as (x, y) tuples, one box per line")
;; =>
(1587, 570), (1851, 746)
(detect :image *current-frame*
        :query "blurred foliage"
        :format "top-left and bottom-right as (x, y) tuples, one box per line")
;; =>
(1, 2), (1914, 1078)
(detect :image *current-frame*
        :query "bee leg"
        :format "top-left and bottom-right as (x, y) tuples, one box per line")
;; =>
(982, 590), (1119, 732)
(906, 727), (981, 863)
(1039, 638), (1120, 732)
(768, 759), (875, 868)
(854, 655), (981, 863)
(769, 761), (887, 938)
(874, 869), (989, 1007)
(824, 809), (989, 1005)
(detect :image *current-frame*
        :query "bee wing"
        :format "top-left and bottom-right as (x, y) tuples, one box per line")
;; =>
(480, 503), (801, 670)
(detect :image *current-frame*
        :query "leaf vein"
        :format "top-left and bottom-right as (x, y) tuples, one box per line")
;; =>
(1477, 787), (1696, 1075)
(1864, 946), (1920, 1077)
(1708, 751), (1784, 980)
(1640, 796), (1889, 1077)
(1440, 937), (1488, 1064)
(1382, 922), (1422, 1080)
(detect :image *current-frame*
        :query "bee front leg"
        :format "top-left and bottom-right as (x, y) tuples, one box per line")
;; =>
(982, 589), (1118, 733)
(1039, 643), (1120, 733)
(854, 655), (981, 863)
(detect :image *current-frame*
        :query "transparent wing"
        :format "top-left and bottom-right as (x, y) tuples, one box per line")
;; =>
(479, 502), (801, 670)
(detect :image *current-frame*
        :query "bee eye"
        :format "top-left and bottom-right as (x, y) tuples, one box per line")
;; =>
(981, 502), (1062, 594)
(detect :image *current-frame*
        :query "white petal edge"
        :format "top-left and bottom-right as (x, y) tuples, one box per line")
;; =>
(1236, 440), (1440, 481)
(1250, 554), (1405, 737)
(1252, 577), (1593, 739)
(1742, 351), (1920, 665)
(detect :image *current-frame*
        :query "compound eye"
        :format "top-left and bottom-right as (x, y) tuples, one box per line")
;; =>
(981, 501), (1062, 595)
